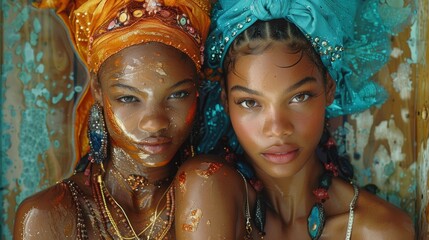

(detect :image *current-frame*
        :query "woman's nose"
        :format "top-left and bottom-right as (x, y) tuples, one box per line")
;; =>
(262, 107), (293, 137)
(139, 108), (170, 134)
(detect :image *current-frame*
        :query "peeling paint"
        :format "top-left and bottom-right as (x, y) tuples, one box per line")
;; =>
(372, 145), (392, 186)
(391, 62), (413, 100)
(343, 111), (416, 216)
(408, 19), (418, 64)
(391, 47), (404, 58)
(351, 110), (374, 156)
(374, 118), (405, 163)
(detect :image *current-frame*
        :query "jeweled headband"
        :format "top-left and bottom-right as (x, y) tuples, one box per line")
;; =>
(34, 0), (211, 161)
(198, 0), (413, 153)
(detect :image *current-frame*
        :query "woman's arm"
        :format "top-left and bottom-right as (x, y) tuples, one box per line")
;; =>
(174, 155), (249, 239)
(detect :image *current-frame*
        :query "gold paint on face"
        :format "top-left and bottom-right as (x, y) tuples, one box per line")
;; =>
(155, 62), (167, 76)
(97, 42), (198, 167)
(182, 208), (203, 232)
(195, 162), (223, 178)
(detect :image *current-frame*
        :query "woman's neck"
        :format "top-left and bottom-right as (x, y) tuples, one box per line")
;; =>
(254, 154), (324, 223)
(102, 145), (176, 212)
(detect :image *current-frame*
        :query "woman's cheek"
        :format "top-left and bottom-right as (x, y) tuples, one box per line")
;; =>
(230, 108), (255, 141)
(184, 98), (197, 125)
(103, 97), (139, 145)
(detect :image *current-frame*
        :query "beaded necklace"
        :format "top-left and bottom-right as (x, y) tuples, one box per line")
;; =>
(66, 179), (104, 239)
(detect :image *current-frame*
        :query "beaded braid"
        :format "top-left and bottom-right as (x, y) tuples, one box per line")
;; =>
(318, 122), (354, 181)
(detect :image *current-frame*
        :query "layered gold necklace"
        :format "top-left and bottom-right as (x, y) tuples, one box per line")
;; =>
(94, 164), (175, 240)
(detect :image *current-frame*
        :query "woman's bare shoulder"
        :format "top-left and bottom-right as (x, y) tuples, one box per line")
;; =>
(15, 181), (75, 215)
(175, 154), (251, 239)
(353, 188), (415, 239)
(14, 180), (77, 239)
(177, 154), (247, 196)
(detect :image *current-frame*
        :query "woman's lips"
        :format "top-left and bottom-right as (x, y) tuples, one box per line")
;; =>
(261, 145), (300, 164)
(137, 137), (172, 154)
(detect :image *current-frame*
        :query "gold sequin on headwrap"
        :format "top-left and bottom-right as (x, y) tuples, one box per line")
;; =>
(33, 0), (211, 163)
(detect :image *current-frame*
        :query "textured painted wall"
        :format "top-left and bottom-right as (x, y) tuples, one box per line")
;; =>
(1, 0), (426, 239)
(1, 1), (86, 238)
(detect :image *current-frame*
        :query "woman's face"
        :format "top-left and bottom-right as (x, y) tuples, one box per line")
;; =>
(95, 42), (198, 167)
(225, 42), (334, 178)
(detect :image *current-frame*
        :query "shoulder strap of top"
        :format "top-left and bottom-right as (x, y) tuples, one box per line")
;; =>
(345, 183), (359, 240)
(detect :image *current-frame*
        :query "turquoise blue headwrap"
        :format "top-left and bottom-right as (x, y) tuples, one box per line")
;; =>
(198, 0), (413, 154)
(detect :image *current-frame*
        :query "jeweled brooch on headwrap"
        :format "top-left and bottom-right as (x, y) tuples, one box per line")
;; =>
(143, 0), (162, 14)
(93, 0), (202, 45)
(307, 35), (344, 63)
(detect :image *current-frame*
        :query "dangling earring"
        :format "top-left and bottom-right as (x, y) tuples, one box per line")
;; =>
(88, 102), (108, 164)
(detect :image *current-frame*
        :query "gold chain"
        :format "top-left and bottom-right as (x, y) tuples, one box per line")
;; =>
(147, 186), (174, 239)
(98, 174), (139, 239)
(97, 169), (174, 239)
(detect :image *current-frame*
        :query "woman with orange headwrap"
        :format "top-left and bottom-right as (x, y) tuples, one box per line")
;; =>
(14, 0), (210, 239)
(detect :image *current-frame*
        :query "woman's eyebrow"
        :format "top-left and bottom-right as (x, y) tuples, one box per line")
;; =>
(109, 83), (141, 93)
(229, 85), (262, 96)
(169, 79), (195, 89)
(285, 77), (317, 93)
(230, 76), (317, 95)
(109, 79), (195, 92)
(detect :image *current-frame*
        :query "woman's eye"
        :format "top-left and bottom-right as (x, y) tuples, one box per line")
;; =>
(169, 91), (190, 99)
(238, 99), (260, 109)
(290, 93), (311, 103)
(117, 96), (138, 103)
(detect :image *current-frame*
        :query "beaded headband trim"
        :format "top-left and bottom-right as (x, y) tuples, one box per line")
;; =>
(80, 0), (206, 72)
(89, 0), (203, 65)
(94, 4), (201, 44)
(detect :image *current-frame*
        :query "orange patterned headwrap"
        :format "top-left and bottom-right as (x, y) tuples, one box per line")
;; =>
(33, 0), (211, 163)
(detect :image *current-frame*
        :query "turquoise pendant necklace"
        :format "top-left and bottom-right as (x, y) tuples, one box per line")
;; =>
(307, 171), (333, 240)
(307, 126), (343, 240)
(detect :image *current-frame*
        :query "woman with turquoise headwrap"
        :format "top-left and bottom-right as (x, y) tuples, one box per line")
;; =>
(174, 0), (415, 239)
